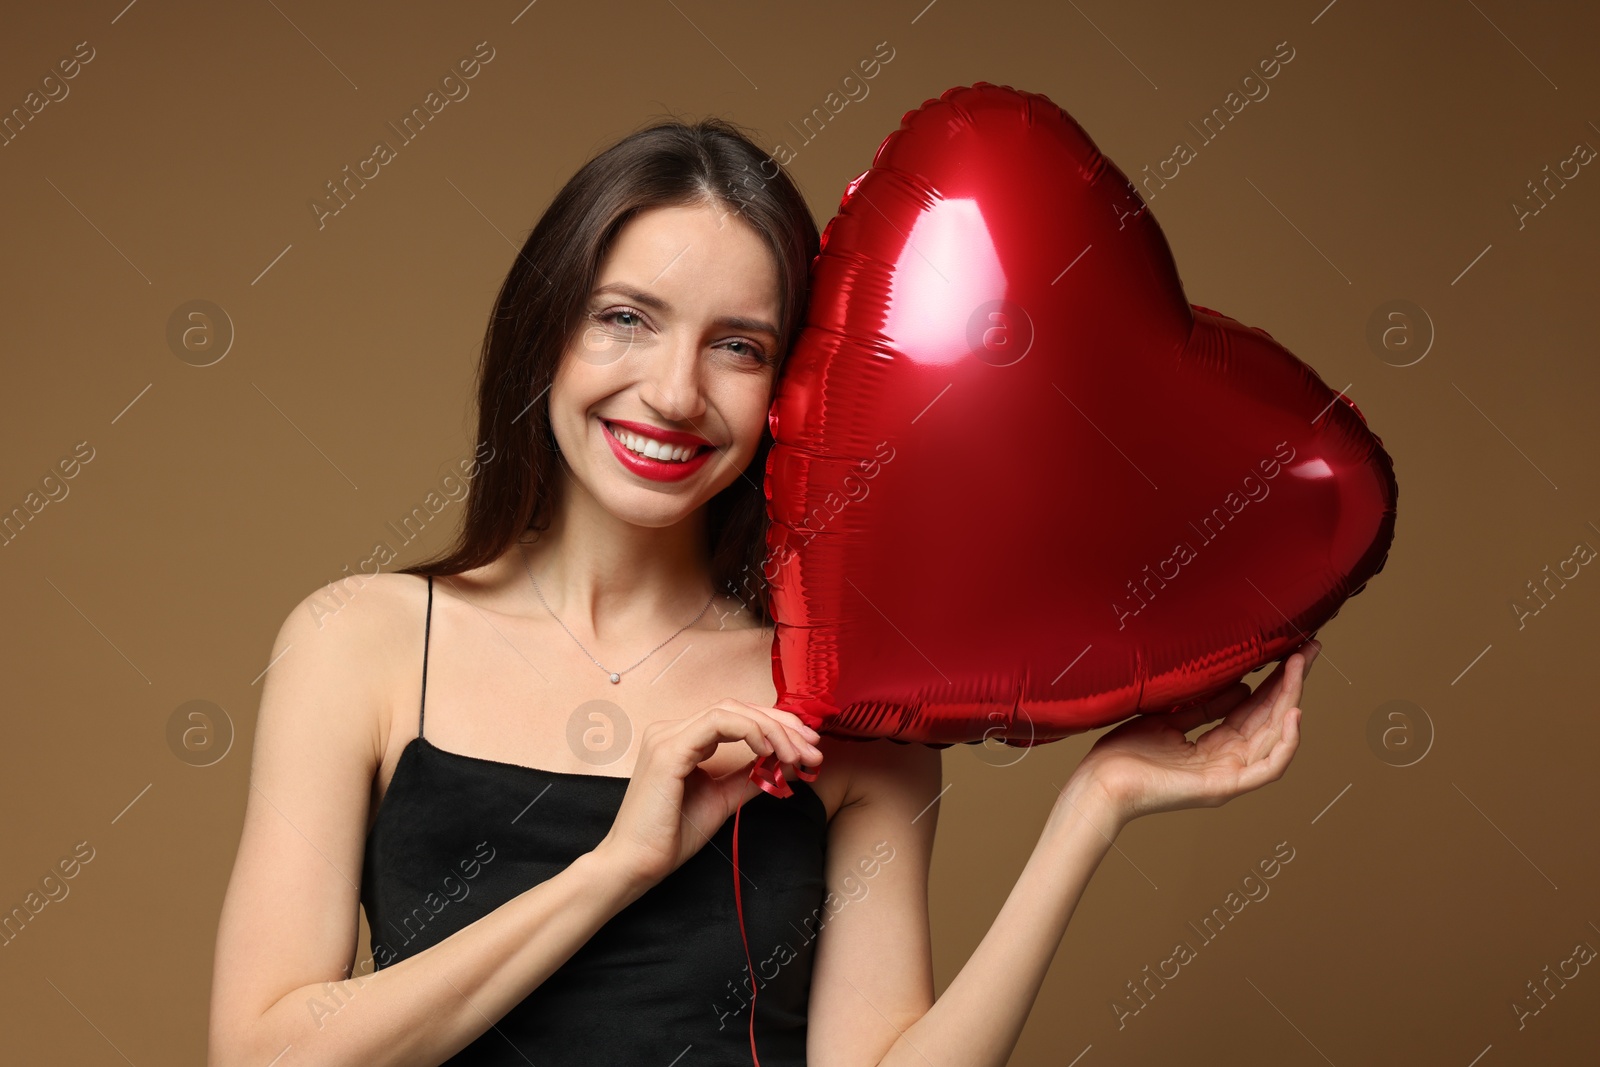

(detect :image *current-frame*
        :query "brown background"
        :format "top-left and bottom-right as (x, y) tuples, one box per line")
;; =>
(3, 0), (1598, 1063)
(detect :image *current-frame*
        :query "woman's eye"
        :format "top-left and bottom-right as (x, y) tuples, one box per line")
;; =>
(593, 309), (765, 361)
(724, 340), (768, 362)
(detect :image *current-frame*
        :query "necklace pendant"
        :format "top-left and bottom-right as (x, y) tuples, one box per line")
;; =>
(608, 672), (621, 684)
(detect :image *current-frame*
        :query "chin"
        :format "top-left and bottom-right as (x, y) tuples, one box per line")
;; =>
(596, 482), (713, 526)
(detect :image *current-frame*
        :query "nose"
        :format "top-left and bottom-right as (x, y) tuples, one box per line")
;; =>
(638, 333), (707, 426)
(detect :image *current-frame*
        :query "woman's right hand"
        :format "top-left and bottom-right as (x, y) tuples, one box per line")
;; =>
(594, 699), (824, 890)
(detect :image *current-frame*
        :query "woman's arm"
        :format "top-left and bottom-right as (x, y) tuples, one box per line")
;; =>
(805, 744), (1120, 1067)
(216, 849), (649, 1067)
(872, 773), (1124, 1067)
(810, 642), (1317, 1067)
(208, 579), (655, 1067)
(211, 578), (822, 1067)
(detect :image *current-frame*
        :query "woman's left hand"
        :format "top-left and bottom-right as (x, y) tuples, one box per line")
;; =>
(1069, 640), (1320, 826)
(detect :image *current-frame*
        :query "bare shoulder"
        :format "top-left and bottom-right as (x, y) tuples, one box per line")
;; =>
(834, 735), (945, 815)
(285, 570), (430, 645)
(211, 570), (434, 1049)
(265, 571), (431, 759)
(806, 735), (943, 1058)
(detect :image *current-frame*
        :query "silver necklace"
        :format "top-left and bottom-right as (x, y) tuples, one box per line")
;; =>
(519, 544), (716, 684)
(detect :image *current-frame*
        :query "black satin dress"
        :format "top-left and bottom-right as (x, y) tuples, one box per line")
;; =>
(359, 575), (830, 1065)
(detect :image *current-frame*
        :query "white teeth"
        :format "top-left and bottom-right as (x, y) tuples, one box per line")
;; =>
(609, 423), (698, 463)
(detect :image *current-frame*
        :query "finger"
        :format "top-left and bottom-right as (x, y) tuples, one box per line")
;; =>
(714, 703), (822, 768)
(1236, 705), (1300, 792)
(730, 699), (822, 745)
(1222, 687), (1272, 739)
(669, 707), (781, 770)
(1246, 655), (1303, 764)
(1280, 652), (1307, 711)
(1301, 639), (1322, 678)
(758, 703), (822, 741)
(1232, 652), (1299, 737)
(733, 700), (826, 765)
(1281, 641), (1319, 682)
(1232, 670), (1283, 740)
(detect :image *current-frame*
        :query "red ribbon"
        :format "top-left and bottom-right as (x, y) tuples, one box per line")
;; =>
(733, 753), (822, 1064)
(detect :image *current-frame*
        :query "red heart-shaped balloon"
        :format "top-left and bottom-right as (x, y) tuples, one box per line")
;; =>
(759, 82), (1397, 779)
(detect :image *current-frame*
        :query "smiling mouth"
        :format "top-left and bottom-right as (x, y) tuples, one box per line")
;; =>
(602, 420), (714, 464)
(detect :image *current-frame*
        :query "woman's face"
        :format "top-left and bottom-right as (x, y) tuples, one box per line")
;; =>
(548, 200), (783, 528)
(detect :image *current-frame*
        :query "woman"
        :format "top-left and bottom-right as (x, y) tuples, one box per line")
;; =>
(208, 116), (1317, 1066)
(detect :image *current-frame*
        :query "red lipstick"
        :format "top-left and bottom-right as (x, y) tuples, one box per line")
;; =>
(600, 418), (716, 483)
(604, 418), (712, 448)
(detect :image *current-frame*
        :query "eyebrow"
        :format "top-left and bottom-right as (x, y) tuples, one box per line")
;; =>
(592, 282), (780, 339)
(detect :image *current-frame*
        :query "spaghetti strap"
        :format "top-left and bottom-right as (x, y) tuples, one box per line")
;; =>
(419, 574), (433, 740)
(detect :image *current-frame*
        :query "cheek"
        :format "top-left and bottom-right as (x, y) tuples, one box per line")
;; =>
(729, 394), (773, 451)
(736, 372), (778, 428)
(546, 370), (576, 434)
(550, 354), (610, 422)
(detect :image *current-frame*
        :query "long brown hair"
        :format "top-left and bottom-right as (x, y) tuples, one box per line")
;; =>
(397, 116), (819, 626)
